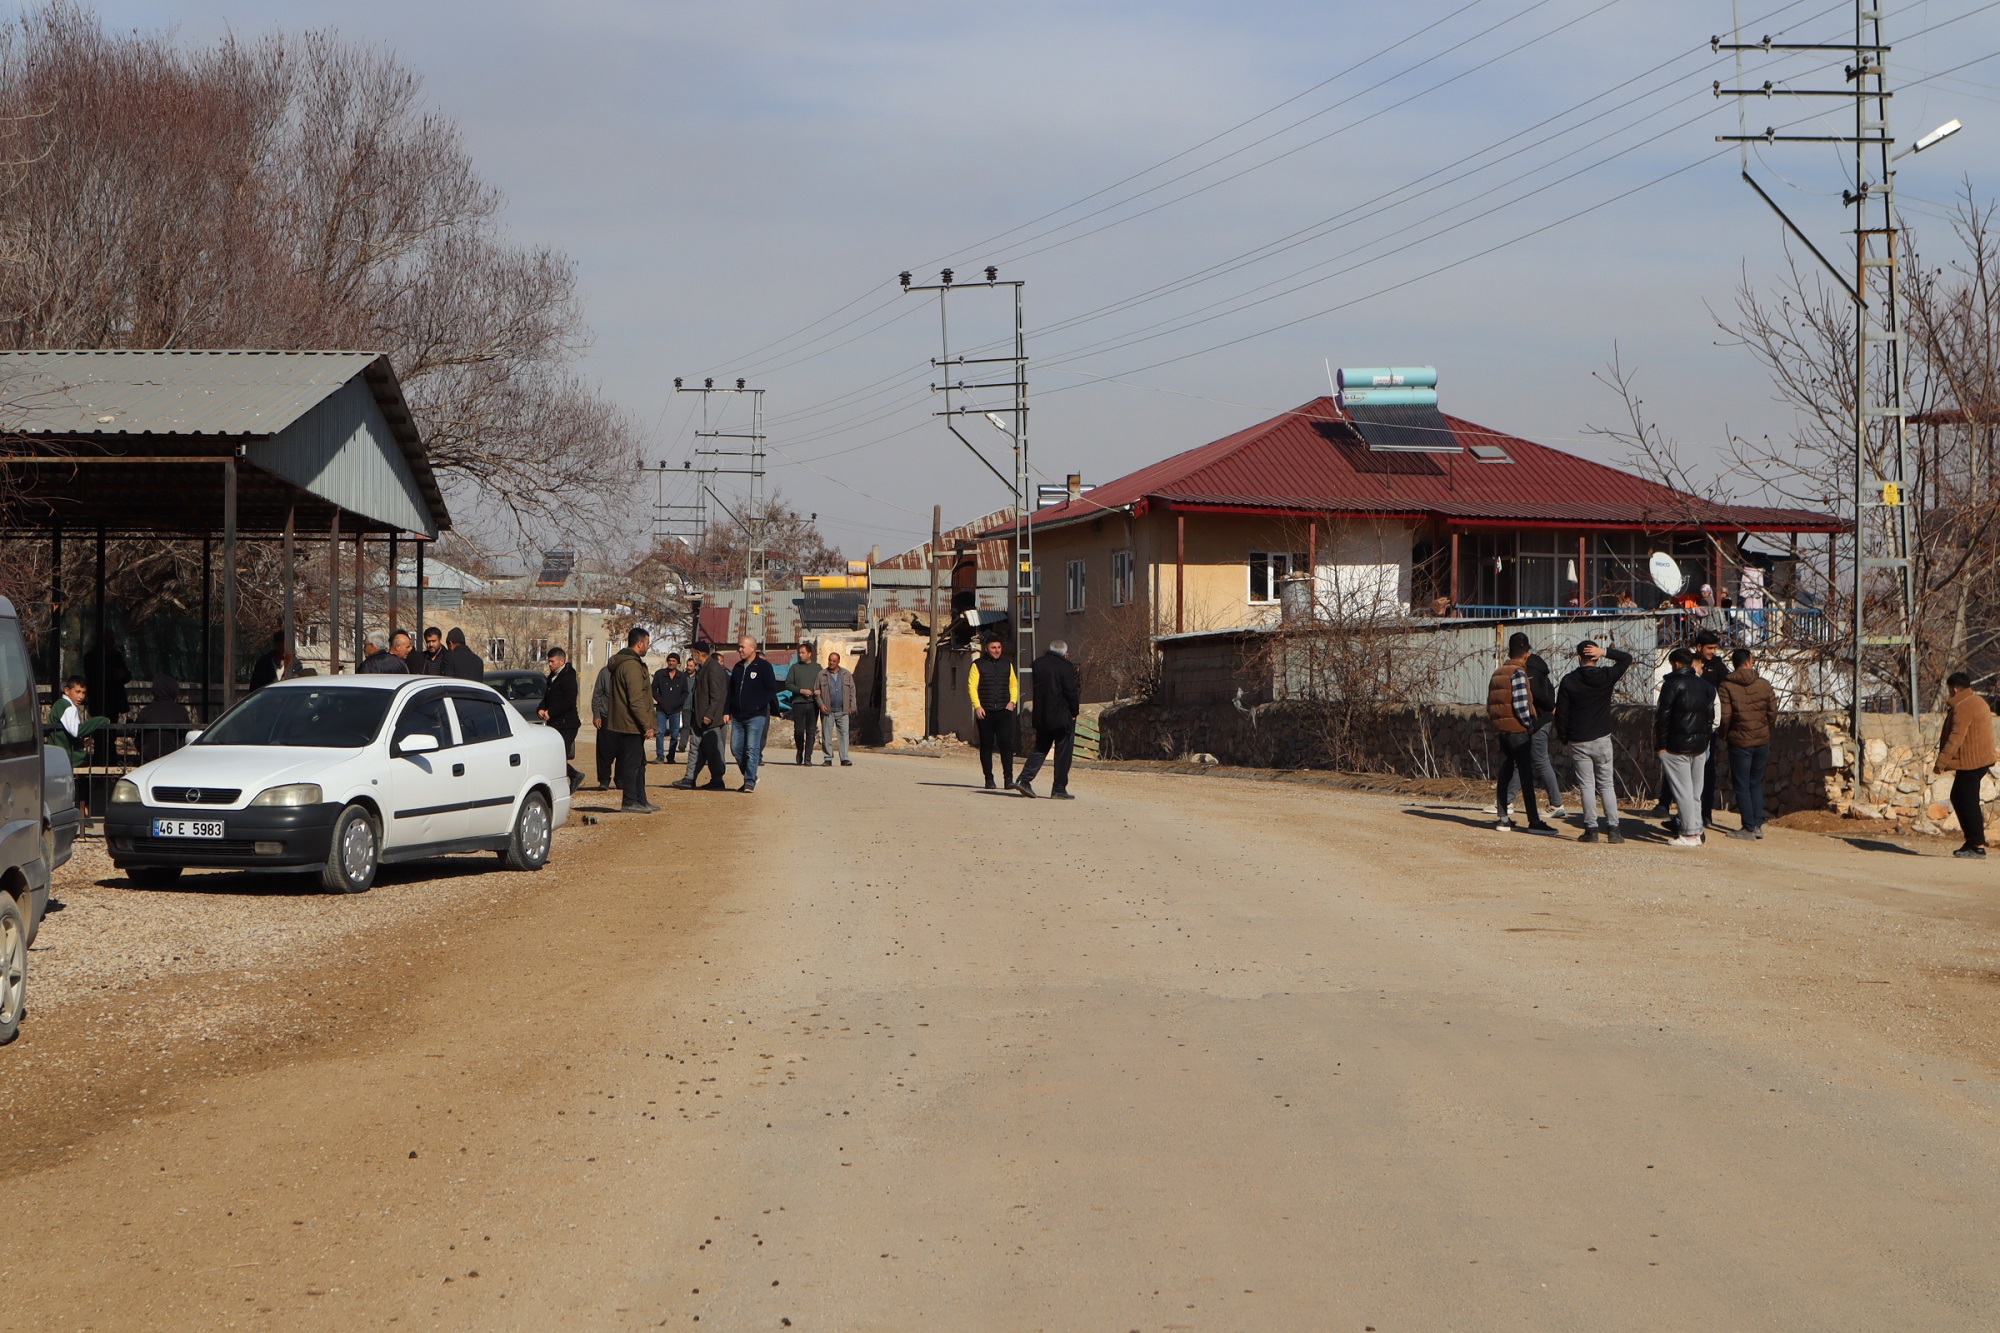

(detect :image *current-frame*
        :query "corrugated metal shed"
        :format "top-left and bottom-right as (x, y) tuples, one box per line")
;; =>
(874, 506), (1017, 572)
(0, 349), (448, 536)
(1019, 397), (1839, 535)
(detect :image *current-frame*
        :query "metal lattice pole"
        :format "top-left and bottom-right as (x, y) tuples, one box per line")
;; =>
(1714, 2), (1949, 788)
(675, 378), (767, 638)
(902, 268), (1032, 666)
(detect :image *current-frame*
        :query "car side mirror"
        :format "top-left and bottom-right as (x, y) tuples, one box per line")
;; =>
(184, 730), (202, 744)
(397, 733), (440, 755)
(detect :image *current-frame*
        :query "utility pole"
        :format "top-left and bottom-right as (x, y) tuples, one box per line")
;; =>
(1714, 3), (1960, 778)
(901, 266), (1033, 669)
(675, 377), (766, 642)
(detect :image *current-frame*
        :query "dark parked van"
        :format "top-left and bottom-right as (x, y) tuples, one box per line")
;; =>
(0, 597), (80, 1044)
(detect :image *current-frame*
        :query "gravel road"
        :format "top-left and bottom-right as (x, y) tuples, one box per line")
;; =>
(7, 756), (2000, 1329)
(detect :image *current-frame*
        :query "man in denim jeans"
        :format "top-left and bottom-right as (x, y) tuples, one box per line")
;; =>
(817, 650), (856, 766)
(651, 652), (687, 764)
(1553, 638), (1634, 843)
(725, 636), (780, 794)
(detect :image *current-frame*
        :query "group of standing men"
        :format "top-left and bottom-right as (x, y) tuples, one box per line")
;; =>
(1489, 626), (1995, 855)
(1489, 627), (1784, 846)
(541, 632), (860, 813)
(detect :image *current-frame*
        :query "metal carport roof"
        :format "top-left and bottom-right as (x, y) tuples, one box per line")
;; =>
(0, 349), (449, 537)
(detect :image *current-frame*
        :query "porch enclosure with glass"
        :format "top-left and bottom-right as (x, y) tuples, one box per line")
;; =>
(1441, 531), (1712, 612)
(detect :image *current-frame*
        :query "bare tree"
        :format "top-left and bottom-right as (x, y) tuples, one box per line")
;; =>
(0, 3), (639, 547)
(653, 494), (845, 593)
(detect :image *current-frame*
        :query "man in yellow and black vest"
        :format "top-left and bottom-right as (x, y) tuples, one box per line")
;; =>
(968, 635), (1019, 791)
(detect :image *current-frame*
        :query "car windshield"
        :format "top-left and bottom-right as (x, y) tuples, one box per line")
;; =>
(197, 686), (394, 748)
(492, 675), (544, 701)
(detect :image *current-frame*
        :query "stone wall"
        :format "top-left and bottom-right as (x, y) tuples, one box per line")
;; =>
(1098, 699), (1998, 828)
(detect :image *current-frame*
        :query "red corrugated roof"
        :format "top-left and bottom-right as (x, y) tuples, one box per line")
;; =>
(1020, 397), (1839, 534)
(877, 505), (1017, 570)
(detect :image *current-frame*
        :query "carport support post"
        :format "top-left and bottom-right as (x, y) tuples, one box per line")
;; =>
(352, 530), (363, 670)
(281, 507), (296, 667)
(222, 459), (237, 708)
(414, 539), (426, 639)
(46, 527), (61, 696)
(387, 535), (399, 637)
(200, 535), (211, 720)
(93, 529), (106, 713)
(327, 510), (341, 675)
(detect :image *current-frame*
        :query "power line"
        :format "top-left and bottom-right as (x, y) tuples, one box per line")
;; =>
(981, 0), (1630, 271)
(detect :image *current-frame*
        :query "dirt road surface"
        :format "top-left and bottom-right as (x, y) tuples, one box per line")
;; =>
(9, 753), (2000, 1330)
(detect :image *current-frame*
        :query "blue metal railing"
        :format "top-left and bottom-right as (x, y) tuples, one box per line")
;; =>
(1440, 604), (1829, 644)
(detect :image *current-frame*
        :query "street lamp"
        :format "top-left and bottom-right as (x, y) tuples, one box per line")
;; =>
(1896, 118), (1963, 160)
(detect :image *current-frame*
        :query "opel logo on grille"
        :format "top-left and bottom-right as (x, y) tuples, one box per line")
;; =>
(183, 788), (201, 803)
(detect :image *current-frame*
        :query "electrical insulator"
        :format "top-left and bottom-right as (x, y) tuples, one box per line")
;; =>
(673, 377), (682, 389)
(736, 378), (745, 390)
(704, 378), (713, 389)
(940, 268), (953, 285)
(898, 271), (911, 288)
(985, 266), (998, 282)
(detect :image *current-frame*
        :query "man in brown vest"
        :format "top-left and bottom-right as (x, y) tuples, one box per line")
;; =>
(1488, 632), (1555, 833)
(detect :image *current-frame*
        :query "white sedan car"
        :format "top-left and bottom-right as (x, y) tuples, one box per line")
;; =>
(106, 675), (572, 893)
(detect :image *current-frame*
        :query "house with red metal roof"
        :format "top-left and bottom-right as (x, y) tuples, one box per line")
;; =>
(1007, 392), (1839, 697)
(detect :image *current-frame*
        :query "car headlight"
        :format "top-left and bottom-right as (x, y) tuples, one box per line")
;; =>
(249, 783), (324, 808)
(111, 779), (142, 804)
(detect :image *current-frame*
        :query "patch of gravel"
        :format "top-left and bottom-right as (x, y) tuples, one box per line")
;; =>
(29, 818), (609, 1023)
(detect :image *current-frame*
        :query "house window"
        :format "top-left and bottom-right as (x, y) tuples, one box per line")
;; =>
(1248, 551), (1309, 604)
(297, 623), (322, 649)
(529, 636), (550, 658)
(487, 636), (507, 664)
(585, 638), (595, 664)
(1111, 549), (1134, 606)
(1065, 559), (1087, 613)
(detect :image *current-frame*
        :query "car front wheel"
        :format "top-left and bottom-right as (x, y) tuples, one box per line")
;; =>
(500, 791), (552, 872)
(322, 805), (380, 894)
(0, 893), (25, 1045)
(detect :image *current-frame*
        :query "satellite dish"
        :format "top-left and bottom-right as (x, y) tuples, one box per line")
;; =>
(1648, 551), (1683, 595)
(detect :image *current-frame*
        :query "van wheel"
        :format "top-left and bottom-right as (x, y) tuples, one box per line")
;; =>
(0, 894), (25, 1046)
(322, 805), (379, 894)
(500, 791), (552, 872)
(127, 866), (183, 889)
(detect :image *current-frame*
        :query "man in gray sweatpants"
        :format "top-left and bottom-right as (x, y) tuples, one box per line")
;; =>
(1552, 638), (1634, 843)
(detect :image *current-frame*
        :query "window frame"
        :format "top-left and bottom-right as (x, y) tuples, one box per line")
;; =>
(1247, 551), (1309, 605)
(1065, 559), (1087, 614)
(1110, 549), (1135, 607)
(391, 689), (460, 752)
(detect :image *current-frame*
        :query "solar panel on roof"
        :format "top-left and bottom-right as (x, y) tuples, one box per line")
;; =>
(1343, 403), (1462, 453)
(535, 549), (576, 586)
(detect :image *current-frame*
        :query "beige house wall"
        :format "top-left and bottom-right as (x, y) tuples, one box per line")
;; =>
(1030, 510), (1417, 702)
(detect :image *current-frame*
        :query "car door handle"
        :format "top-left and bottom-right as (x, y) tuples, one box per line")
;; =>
(510, 753), (521, 767)
(452, 763), (465, 777)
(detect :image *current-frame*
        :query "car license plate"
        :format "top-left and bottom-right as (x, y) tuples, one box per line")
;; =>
(152, 818), (224, 839)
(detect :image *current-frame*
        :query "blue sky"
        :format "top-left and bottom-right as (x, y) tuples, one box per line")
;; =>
(86, 0), (2000, 556)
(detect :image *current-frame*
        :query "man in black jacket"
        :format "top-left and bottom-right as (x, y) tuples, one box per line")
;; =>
(1553, 639), (1633, 843)
(538, 646), (582, 791)
(671, 641), (730, 790)
(1655, 646), (1718, 847)
(438, 627), (484, 681)
(1015, 640), (1082, 800)
(417, 626), (447, 675)
(652, 653), (688, 765)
